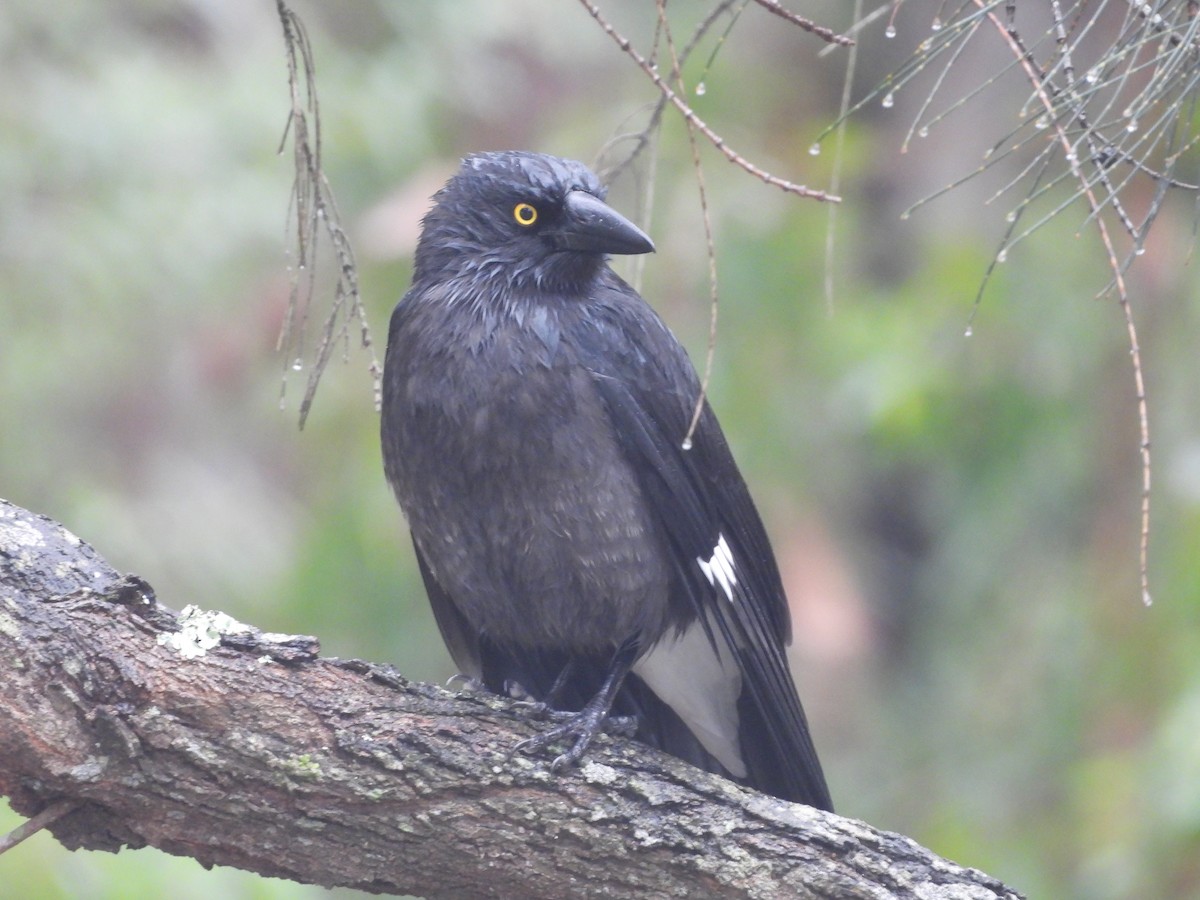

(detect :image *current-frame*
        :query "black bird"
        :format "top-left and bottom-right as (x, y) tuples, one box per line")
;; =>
(381, 151), (832, 810)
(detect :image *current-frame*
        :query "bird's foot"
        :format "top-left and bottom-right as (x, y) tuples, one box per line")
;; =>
(513, 705), (637, 771)
(510, 642), (640, 771)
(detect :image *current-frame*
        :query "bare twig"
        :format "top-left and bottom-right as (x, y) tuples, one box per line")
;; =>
(597, 0), (740, 185)
(275, 1), (381, 429)
(0, 800), (82, 855)
(578, 0), (841, 203)
(820, 2), (893, 57)
(824, 0), (865, 313)
(750, 0), (856, 46)
(653, 2), (722, 449)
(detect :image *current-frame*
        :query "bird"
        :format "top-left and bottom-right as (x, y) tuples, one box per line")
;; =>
(381, 151), (832, 810)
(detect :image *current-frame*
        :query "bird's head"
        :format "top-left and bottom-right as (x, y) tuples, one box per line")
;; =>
(412, 151), (654, 294)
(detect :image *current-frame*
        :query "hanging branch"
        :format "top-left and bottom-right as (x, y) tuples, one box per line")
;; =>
(968, 0), (1166, 605)
(848, 0), (1199, 604)
(275, 0), (381, 429)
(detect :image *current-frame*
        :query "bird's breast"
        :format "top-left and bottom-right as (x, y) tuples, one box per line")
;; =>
(383, 302), (674, 652)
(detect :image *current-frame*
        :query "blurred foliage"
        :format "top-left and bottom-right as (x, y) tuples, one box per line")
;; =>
(2, 1), (1198, 898)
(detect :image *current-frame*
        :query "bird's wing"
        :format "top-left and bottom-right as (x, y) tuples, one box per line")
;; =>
(574, 282), (833, 810)
(411, 536), (483, 681)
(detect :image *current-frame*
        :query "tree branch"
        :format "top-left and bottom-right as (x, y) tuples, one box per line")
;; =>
(0, 499), (1023, 899)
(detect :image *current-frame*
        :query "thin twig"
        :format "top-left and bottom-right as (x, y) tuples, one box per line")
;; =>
(0, 800), (82, 855)
(820, 2), (893, 58)
(654, 2), (722, 449)
(824, 0), (864, 313)
(750, 0), (856, 46)
(577, 0), (841, 203)
(598, 0), (742, 186)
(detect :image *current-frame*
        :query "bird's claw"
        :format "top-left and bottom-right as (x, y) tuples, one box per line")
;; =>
(512, 709), (637, 769)
(547, 714), (637, 772)
(513, 717), (593, 770)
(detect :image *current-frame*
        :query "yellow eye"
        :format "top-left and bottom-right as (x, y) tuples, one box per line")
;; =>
(513, 202), (538, 227)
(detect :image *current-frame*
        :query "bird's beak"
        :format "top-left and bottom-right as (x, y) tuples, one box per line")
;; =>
(554, 190), (655, 255)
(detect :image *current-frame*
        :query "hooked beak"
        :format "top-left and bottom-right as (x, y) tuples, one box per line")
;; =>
(554, 190), (655, 256)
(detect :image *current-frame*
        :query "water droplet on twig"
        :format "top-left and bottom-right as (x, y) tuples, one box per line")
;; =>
(695, 82), (706, 96)
(885, 25), (897, 39)
(882, 92), (895, 109)
(808, 142), (821, 156)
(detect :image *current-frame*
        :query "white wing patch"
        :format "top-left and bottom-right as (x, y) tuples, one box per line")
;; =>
(697, 533), (737, 601)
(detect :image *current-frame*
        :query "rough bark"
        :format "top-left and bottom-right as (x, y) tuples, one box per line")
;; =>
(0, 498), (1024, 899)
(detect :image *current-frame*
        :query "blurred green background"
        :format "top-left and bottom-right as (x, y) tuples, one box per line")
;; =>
(3, 1), (1199, 898)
